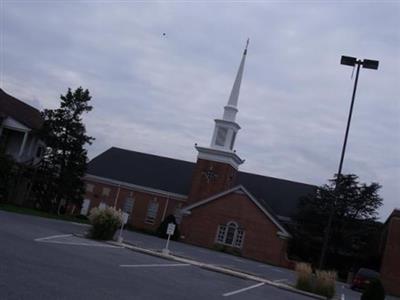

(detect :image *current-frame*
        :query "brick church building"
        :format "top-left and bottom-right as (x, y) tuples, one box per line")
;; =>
(82, 42), (315, 267)
(380, 209), (400, 296)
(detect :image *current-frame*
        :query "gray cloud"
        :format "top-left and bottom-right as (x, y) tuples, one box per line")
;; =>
(2, 1), (399, 220)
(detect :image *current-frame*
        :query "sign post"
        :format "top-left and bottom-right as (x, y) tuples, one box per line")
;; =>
(162, 223), (176, 255)
(117, 212), (129, 243)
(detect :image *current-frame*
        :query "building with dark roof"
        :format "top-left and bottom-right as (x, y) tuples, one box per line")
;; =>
(82, 42), (316, 267)
(380, 209), (400, 296)
(0, 88), (45, 205)
(0, 88), (44, 164)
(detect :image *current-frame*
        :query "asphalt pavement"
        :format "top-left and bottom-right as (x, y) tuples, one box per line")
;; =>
(0, 210), (314, 300)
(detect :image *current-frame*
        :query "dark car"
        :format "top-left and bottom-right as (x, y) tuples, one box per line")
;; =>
(351, 268), (380, 291)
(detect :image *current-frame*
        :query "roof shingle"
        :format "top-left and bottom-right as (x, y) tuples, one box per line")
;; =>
(0, 88), (43, 130)
(87, 147), (316, 218)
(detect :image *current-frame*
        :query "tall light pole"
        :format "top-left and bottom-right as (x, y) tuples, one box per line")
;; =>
(318, 56), (379, 269)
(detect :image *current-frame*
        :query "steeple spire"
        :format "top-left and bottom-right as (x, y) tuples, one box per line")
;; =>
(194, 40), (249, 170)
(223, 39), (249, 122)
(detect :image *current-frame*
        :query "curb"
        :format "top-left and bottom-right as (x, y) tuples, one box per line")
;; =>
(108, 240), (326, 300)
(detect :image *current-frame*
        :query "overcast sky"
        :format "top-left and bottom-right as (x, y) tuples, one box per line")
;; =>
(1, 1), (399, 220)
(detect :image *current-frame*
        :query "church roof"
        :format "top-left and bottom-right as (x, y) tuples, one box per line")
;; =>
(87, 147), (316, 218)
(0, 88), (43, 130)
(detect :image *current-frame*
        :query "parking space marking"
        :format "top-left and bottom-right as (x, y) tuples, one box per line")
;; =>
(120, 263), (190, 268)
(37, 240), (122, 248)
(273, 279), (288, 283)
(34, 234), (72, 241)
(223, 282), (265, 297)
(34, 234), (122, 248)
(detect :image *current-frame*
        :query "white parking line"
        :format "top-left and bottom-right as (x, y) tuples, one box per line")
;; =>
(120, 263), (190, 268)
(273, 279), (288, 283)
(223, 282), (265, 297)
(34, 234), (122, 248)
(38, 240), (122, 248)
(34, 234), (73, 241)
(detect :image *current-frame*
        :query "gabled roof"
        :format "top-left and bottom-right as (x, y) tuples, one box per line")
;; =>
(0, 88), (43, 130)
(87, 147), (195, 196)
(87, 147), (316, 218)
(182, 185), (291, 238)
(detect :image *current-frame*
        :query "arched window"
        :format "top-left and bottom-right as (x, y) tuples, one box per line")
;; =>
(215, 221), (245, 248)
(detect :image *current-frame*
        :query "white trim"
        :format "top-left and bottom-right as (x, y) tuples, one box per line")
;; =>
(215, 221), (245, 248)
(3, 116), (31, 132)
(196, 145), (244, 170)
(182, 185), (291, 238)
(84, 174), (187, 201)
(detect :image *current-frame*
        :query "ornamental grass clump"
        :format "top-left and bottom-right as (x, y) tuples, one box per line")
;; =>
(314, 270), (336, 299)
(88, 207), (122, 240)
(295, 263), (313, 292)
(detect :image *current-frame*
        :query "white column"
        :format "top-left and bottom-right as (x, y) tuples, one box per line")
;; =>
(18, 131), (28, 158)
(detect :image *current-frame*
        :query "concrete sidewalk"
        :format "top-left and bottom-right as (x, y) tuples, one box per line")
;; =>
(113, 229), (376, 300)
(109, 231), (325, 299)
(108, 237), (325, 300)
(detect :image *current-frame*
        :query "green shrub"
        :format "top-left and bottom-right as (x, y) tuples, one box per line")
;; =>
(156, 215), (180, 240)
(361, 279), (385, 300)
(88, 207), (122, 240)
(314, 270), (336, 299)
(295, 263), (313, 292)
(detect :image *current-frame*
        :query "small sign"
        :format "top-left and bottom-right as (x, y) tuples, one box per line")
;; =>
(166, 223), (176, 235)
(122, 212), (129, 225)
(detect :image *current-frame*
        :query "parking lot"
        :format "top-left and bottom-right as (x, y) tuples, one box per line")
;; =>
(3, 210), (398, 300)
(1, 210), (314, 300)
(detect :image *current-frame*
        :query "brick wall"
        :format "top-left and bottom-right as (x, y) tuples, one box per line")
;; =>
(187, 158), (237, 206)
(381, 209), (400, 296)
(83, 179), (186, 232)
(180, 190), (290, 267)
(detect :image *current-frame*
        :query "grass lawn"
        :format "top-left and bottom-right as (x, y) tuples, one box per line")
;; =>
(0, 203), (89, 224)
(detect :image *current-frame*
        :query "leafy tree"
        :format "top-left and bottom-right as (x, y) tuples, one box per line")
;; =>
(290, 174), (383, 273)
(34, 87), (94, 213)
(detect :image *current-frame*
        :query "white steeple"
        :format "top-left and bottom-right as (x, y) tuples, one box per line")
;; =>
(223, 38), (249, 122)
(195, 40), (248, 169)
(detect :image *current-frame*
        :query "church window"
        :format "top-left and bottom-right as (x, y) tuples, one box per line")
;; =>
(123, 197), (135, 214)
(145, 198), (159, 224)
(216, 127), (228, 146)
(102, 187), (110, 197)
(85, 183), (94, 193)
(174, 203), (183, 224)
(216, 225), (226, 243)
(215, 221), (245, 248)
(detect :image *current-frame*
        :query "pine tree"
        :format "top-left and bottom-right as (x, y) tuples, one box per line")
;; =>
(36, 87), (94, 213)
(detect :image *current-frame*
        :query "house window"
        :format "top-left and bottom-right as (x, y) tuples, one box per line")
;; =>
(123, 197), (135, 214)
(145, 198), (159, 224)
(215, 221), (245, 248)
(102, 187), (110, 197)
(99, 202), (107, 210)
(85, 183), (94, 193)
